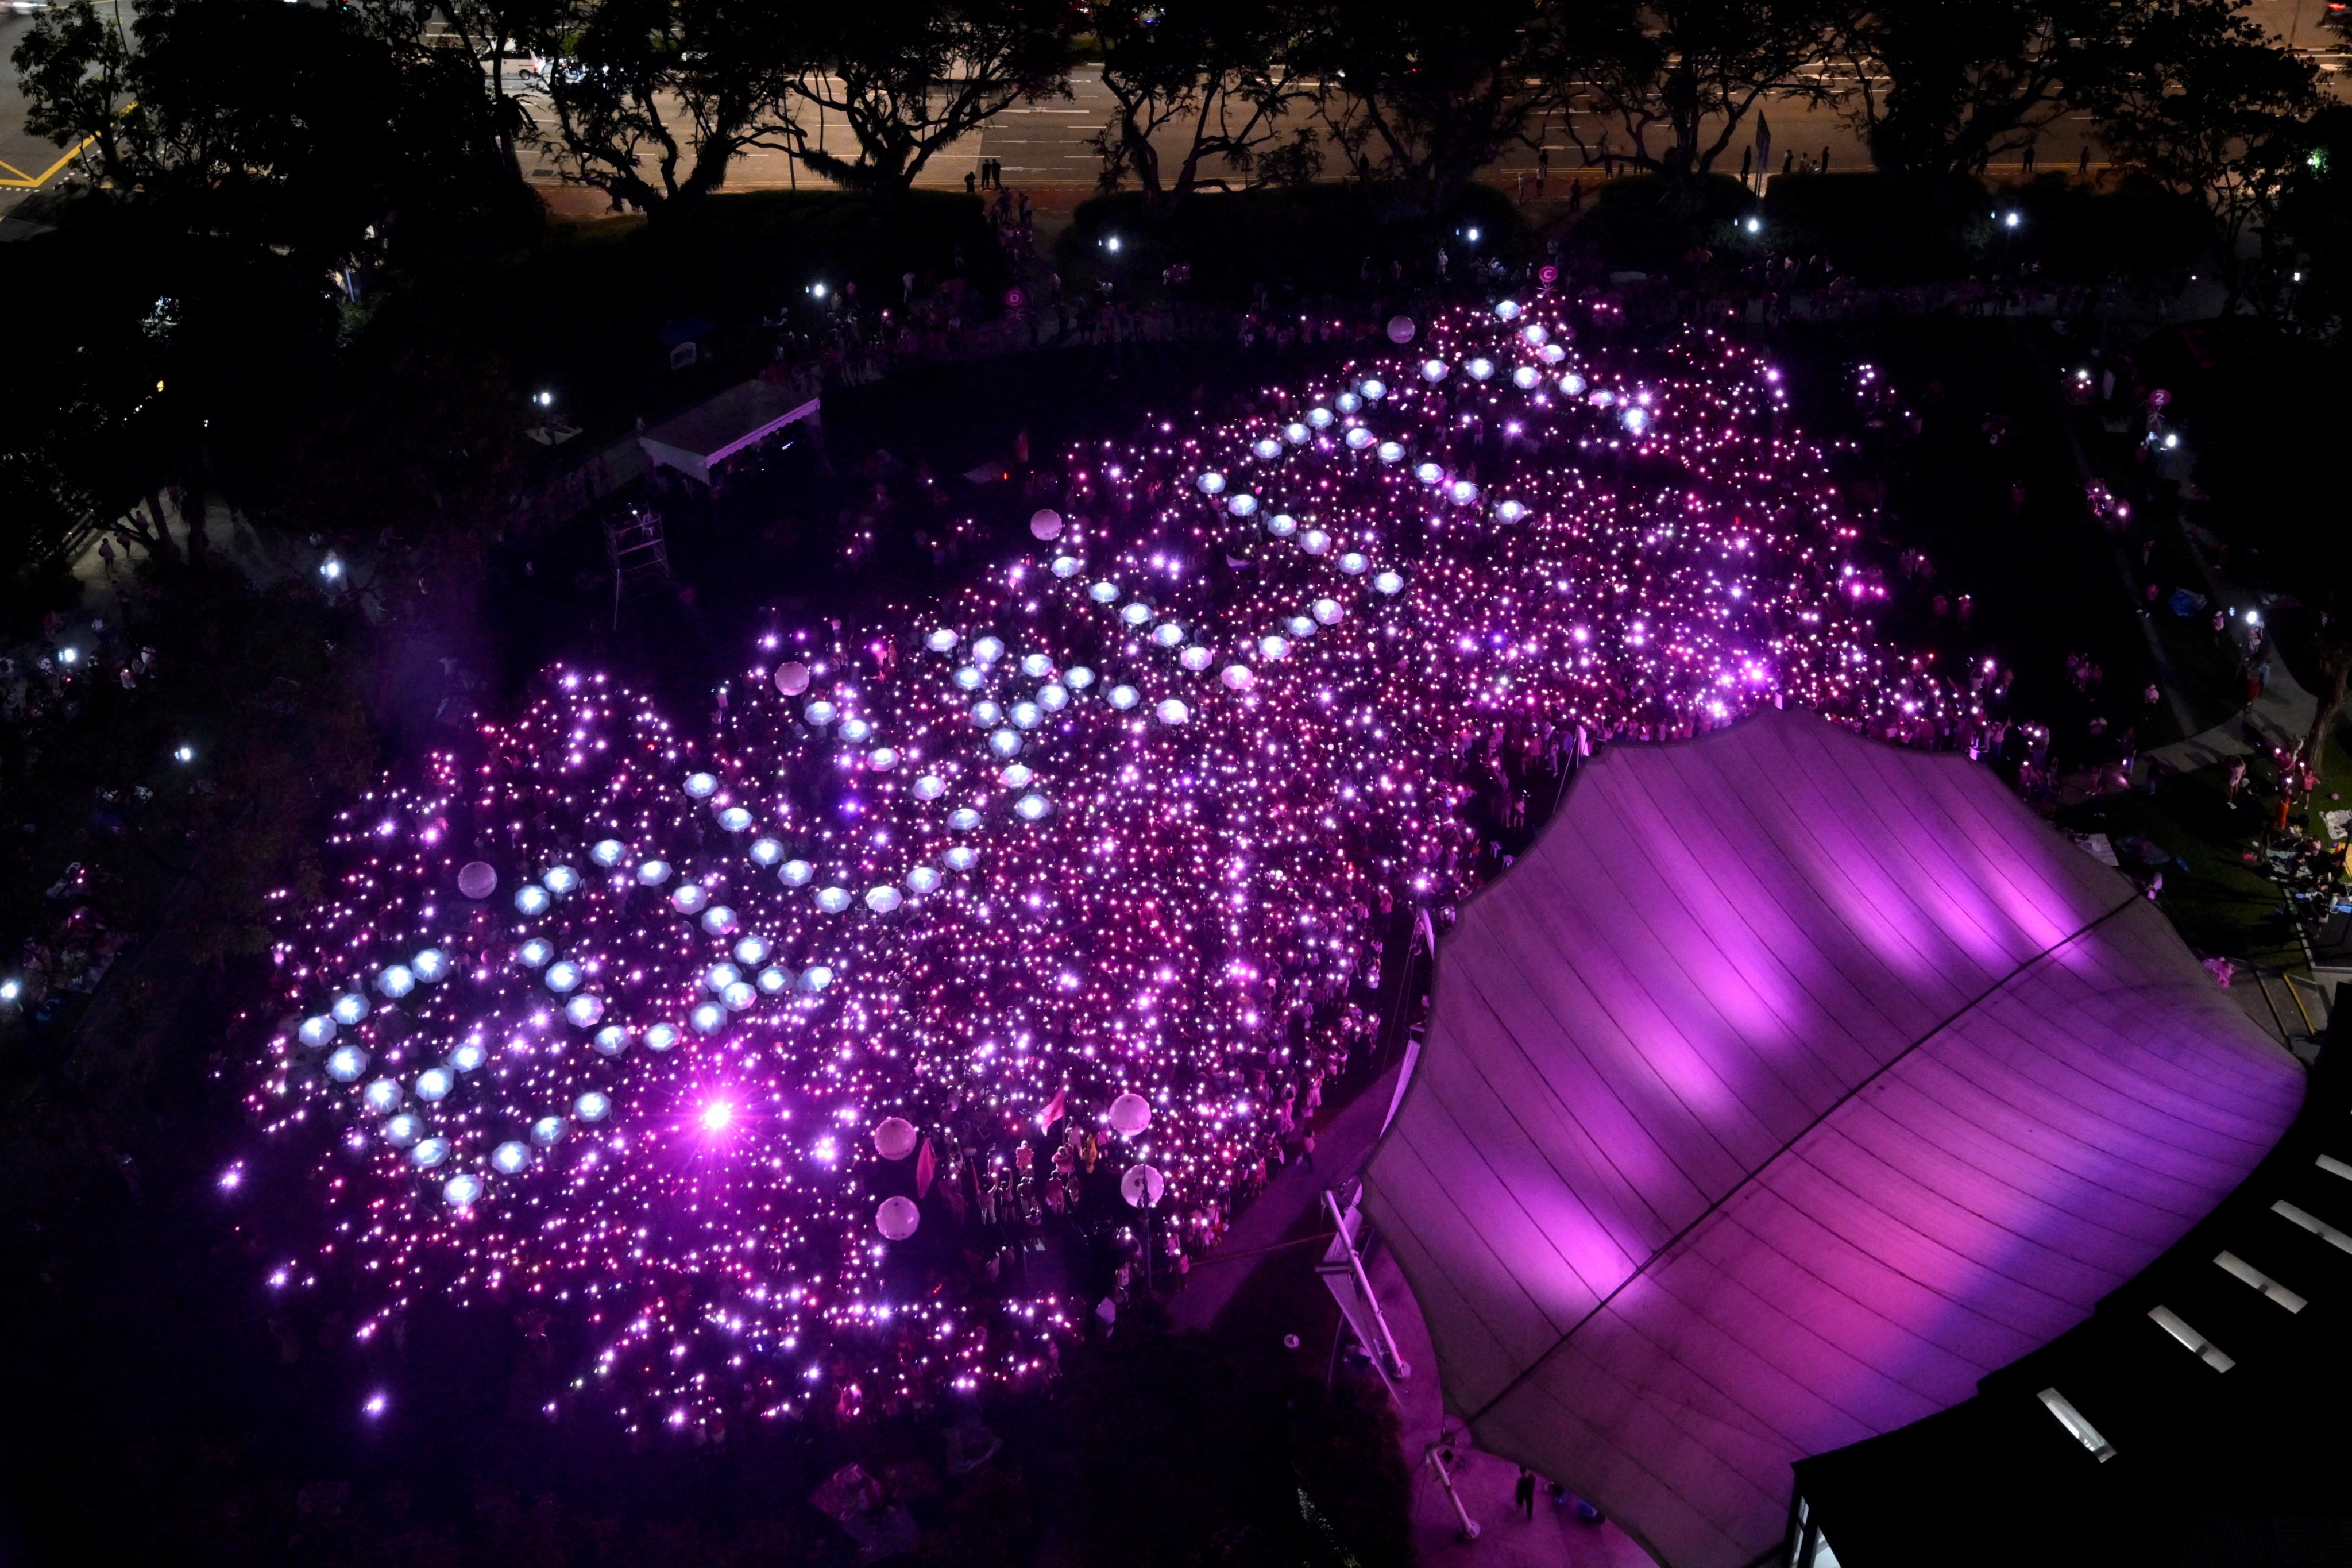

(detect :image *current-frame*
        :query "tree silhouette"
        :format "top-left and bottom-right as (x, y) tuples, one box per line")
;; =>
(1312, 0), (1631, 211)
(1090, 0), (1320, 211)
(785, 0), (1072, 195)
(1563, 0), (1850, 194)
(14, 0), (519, 261)
(533, 0), (805, 215)
(2087, 0), (2317, 306)
(2264, 104), (2352, 334)
(1836, 0), (2091, 183)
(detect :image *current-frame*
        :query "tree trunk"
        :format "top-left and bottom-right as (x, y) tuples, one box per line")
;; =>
(118, 497), (182, 566)
(146, 489), (188, 560)
(492, 56), (524, 184)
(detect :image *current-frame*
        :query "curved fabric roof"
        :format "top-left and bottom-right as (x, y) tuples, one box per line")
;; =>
(1360, 709), (2303, 1568)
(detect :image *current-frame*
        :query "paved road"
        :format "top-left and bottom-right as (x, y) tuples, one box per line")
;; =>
(0, 12), (71, 223)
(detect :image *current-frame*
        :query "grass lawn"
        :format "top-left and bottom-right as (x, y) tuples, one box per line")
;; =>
(2142, 598), (2250, 735)
(2059, 766), (2305, 968)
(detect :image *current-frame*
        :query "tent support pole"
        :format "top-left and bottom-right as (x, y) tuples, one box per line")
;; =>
(1326, 1189), (1411, 1379)
(1426, 1443), (1481, 1541)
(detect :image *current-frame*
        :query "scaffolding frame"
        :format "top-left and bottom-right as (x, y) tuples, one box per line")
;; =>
(603, 508), (671, 627)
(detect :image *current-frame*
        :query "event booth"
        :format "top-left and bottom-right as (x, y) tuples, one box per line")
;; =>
(637, 379), (820, 485)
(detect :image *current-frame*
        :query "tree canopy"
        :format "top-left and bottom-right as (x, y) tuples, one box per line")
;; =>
(535, 0), (805, 214)
(1089, 0), (1320, 210)
(2266, 104), (2352, 335)
(1836, 0), (2095, 183)
(2085, 0), (2318, 301)
(785, 0), (1073, 194)
(17, 0), (520, 262)
(1565, 0), (1851, 191)
(1311, 0), (1632, 210)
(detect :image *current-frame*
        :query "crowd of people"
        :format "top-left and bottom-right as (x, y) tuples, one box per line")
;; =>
(0, 612), (171, 1037)
(12, 158), (2342, 1447)
(19, 174), (2329, 1104)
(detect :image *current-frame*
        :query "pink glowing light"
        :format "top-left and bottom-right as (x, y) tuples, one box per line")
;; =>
(243, 305), (1987, 1431)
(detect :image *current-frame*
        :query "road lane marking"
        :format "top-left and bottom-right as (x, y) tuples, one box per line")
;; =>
(0, 132), (100, 190)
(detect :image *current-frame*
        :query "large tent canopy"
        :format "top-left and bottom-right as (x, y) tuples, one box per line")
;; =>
(1361, 709), (2303, 1568)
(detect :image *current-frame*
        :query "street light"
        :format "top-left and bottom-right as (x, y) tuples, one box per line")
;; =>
(174, 744), (196, 763)
(1102, 235), (1122, 253)
(1744, 216), (1761, 235)
(2002, 210), (2021, 229)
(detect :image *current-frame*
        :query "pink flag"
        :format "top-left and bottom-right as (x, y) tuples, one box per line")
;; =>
(916, 1137), (937, 1198)
(1037, 1086), (1067, 1130)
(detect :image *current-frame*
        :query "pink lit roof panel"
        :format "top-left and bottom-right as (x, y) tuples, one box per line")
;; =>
(1361, 710), (2302, 1568)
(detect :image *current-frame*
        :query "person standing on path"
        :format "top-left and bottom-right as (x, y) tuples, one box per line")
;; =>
(1515, 1469), (1538, 1521)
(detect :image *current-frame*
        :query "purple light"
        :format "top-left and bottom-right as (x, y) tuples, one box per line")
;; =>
(245, 307), (1990, 1431)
